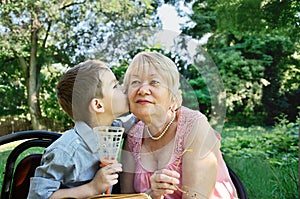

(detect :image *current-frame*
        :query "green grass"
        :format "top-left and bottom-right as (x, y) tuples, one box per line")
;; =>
(221, 123), (298, 199)
(224, 156), (298, 198)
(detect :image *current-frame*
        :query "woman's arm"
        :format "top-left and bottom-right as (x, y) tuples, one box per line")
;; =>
(120, 138), (136, 193)
(182, 118), (219, 199)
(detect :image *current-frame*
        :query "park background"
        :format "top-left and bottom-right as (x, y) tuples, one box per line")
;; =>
(0, 0), (299, 198)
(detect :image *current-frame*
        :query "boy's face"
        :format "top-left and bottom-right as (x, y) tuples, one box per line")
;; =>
(100, 70), (129, 118)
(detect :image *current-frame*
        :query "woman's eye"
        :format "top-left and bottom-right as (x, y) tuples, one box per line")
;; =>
(150, 80), (160, 86)
(131, 80), (140, 85)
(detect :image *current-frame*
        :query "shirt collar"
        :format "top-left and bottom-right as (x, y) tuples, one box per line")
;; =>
(74, 121), (99, 154)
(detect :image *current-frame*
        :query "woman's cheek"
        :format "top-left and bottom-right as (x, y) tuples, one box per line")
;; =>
(127, 89), (135, 101)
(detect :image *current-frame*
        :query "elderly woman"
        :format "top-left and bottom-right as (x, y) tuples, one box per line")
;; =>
(120, 52), (237, 199)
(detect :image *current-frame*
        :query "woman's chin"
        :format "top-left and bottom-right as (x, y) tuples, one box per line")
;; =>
(134, 112), (151, 119)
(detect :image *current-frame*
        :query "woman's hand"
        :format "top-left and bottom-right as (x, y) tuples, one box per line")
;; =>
(89, 161), (123, 195)
(149, 169), (180, 199)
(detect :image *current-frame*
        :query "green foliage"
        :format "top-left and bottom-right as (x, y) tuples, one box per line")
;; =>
(183, 0), (217, 38)
(212, 0), (300, 40)
(259, 34), (298, 124)
(0, 59), (27, 116)
(180, 0), (300, 125)
(39, 64), (73, 131)
(221, 118), (299, 166)
(0, 0), (158, 129)
(183, 75), (211, 115)
(1, 0), (298, 128)
(281, 63), (300, 92)
(224, 156), (298, 199)
(207, 33), (270, 124)
(111, 63), (129, 84)
(221, 119), (299, 198)
(262, 0), (300, 40)
(215, 0), (265, 33)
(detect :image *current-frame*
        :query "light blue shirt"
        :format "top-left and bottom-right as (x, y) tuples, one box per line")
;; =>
(27, 121), (101, 199)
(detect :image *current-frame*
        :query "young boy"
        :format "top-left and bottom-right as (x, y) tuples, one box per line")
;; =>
(27, 60), (129, 199)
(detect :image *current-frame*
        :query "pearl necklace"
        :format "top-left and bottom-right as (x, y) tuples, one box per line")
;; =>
(146, 114), (176, 140)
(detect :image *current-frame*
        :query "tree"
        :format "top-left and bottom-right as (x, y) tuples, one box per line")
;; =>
(174, 0), (300, 125)
(0, 58), (27, 115)
(0, 0), (158, 129)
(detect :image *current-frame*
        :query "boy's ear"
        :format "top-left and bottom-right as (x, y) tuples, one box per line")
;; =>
(90, 98), (105, 113)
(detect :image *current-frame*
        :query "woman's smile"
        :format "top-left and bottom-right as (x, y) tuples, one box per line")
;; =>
(136, 99), (153, 105)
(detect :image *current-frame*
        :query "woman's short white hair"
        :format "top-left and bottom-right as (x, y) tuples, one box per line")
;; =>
(124, 51), (182, 107)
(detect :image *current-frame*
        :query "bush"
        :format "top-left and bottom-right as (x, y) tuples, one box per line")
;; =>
(222, 119), (298, 166)
(221, 119), (298, 198)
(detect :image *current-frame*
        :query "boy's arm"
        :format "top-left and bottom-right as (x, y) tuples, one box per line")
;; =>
(28, 147), (122, 199)
(49, 162), (122, 199)
(49, 182), (98, 199)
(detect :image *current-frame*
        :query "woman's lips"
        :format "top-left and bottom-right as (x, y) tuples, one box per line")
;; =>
(136, 99), (152, 105)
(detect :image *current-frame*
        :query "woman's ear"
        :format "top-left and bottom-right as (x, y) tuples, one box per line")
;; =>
(169, 93), (182, 112)
(169, 99), (176, 112)
(90, 98), (105, 113)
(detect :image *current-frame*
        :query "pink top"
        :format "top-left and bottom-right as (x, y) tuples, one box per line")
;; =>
(127, 107), (238, 199)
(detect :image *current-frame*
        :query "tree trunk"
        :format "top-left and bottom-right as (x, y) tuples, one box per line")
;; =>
(28, 11), (44, 130)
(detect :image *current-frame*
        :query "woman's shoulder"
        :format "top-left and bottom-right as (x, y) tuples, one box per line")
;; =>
(176, 106), (208, 142)
(128, 121), (144, 136)
(178, 106), (207, 123)
(178, 106), (219, 142)
(126, 121), (144, 147)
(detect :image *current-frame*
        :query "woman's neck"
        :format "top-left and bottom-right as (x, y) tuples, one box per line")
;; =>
(145, 111), (174, 135)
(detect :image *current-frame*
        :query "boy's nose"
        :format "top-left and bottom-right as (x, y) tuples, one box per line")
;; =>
(120, 85), (127, 94)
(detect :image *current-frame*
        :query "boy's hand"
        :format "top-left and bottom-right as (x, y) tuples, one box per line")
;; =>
(89, 161), (122, 194)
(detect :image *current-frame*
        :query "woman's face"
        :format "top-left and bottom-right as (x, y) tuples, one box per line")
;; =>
(127, 66), (172, 122)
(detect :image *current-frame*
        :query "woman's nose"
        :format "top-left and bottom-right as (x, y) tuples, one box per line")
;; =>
(137, 84), (151, 95)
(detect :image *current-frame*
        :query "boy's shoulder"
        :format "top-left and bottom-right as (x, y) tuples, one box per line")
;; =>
(46, 129), (81, 153)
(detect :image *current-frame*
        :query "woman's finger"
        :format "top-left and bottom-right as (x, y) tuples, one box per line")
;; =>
(153, 171), (180, 185)
(156, 169), (180, 178)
